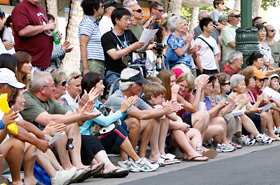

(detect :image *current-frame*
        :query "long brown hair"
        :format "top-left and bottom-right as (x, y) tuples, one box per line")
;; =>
(14, 51), (32, 86)
(157, 69), (175, 100)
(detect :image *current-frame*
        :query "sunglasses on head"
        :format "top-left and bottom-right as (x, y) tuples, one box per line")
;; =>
(268, 29), (275, 32)
(231, 15), (240, 18)
(57, 80), (67, 86)
(133, 9), (142, 13)
(68, 74), (81, 82)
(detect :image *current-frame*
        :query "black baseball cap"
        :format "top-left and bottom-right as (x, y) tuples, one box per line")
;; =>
(103, 0), (122, 9)
(120, 72), (148, 84)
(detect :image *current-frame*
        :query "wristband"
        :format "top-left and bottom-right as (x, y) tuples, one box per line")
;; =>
(83, 66), (89, 70)
(0, 120), (5, 130)
(43, 134), (50, 140)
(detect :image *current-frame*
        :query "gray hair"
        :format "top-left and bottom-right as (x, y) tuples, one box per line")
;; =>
(228, 50), (243, 64)
(230, 74), (245, 91)
(45, 67), (66, 86)
(167, 16), (181, 32)
(29, 71), (51, 92)
(198, 10), (209, 20)
(67, 71), (81, 84)
(119, 68), (138, 91)
(180, 15), (189, 22)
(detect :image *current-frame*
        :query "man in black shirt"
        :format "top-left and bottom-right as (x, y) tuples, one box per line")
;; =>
(101, 7), (145, 91)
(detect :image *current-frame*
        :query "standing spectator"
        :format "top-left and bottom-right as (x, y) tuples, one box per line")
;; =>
(0, 11), (15, 54)
(221, 10), (240, 66)
(0, 11), (6, 54)
(11, 0), (56, 70)
(14, 51), (32, 87)
(143, 1), (164, 43)
(210, 0), (225, 31)
(194, 17), (220, 75)
(79, 0), (105, 75)
(128, 4), (144, 40)
(253, 17), (266, 27)
(99, 0), (122, 35)
(265, 24), (280, 68)
(223, 50), (243, 77)
(47, 14), (73, 69)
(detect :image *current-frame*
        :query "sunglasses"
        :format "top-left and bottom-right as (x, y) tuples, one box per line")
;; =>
(268, 29), (276, 32)
(221, 82), (231, 85)
(57, 80), (67, 86)
(155, 9), (164, 13)
(231, 15), (241, 18)
(68, 74), (82, 82)
(133, 9), (142, 13)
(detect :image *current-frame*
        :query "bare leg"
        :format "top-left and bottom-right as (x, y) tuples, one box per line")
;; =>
(138, 119), (154, 158)
(2, 137), (25, 185)
(192, 111), (208, 140)
(0, 145), (3, 175)
(187, 128), (202, 149)
(272, 109), (280, 128)
(158, 117), (169, 155)
(23, 143), (38, 185)
(204, 124), (223, 145)
(240, 114), (259, 136)
(46, 149), (63, 170)
(124, 117), (140, 150)
(36, 151), (57, 178)
(54, 133), (73, 169)
(264, 111), (279, 138)
(119, 138), (140, 161)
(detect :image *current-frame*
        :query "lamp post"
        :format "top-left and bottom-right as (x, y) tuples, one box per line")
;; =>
(235, 0), (259, 69)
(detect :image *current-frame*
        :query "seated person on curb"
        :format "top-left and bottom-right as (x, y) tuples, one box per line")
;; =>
(0, 68), (50, 185)
(142, 82), (209, 162)
(101, 7), (151, 91)
(10, 89), (79, 185)
(78, 72), (159, 172)
(105, 68), (182, 169)
(20, 71), (102, 182)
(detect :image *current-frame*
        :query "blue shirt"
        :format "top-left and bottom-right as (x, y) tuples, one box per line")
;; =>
(78, 100), (126, 135)
(79, 16), (104, 61)
(165, 33), (192, 68)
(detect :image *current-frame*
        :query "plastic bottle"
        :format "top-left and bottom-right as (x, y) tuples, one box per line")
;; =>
(52, 28), (60, 45)
(196, 140), (202, 155)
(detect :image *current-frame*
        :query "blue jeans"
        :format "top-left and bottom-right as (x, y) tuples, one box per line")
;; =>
(105, 70), (120, 93)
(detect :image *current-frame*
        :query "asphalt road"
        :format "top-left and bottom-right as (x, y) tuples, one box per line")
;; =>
(74, 141), (280, 185)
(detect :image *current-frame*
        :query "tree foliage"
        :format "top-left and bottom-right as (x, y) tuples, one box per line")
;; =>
(261, 0), (280, 10)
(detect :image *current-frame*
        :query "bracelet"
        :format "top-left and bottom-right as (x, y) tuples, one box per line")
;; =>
(0, 120), (5, 130)
(43, 134), (50, 140)
(83, 66), (89, 70)
(273, 69), (275, 74)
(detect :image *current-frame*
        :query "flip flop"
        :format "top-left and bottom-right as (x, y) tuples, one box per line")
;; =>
(102, 169), (129, 178)
(156, 156), (174, 166)
(75, 168), (93, 183)
(91, 162), (105, 177)
(163, 153), (181, 164)
(202, 149), (218, 159)
(229, 142), (242, 149)
(183, 156), (208, 162)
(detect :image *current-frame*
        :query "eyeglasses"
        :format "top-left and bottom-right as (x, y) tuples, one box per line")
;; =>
(68, 74), (81, 82)
(220, 82), (230, 85)
(133, 9), (142, 13)
(57, 80), (67, 86)
(231, 15), (241, 18)
(268, 29), (275, 32)
(155, 9), (164, 13)
(179, 84), (189, 89)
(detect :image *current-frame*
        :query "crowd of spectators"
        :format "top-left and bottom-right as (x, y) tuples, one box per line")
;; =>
(0, 0), (280, 184)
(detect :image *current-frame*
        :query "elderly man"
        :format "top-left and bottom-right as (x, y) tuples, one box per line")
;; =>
(0, 68), (51, 185)
(61, 72), (82, 107)
(99, 0), (122, 35)
(11, 0), (56, 70)
(224, 50), (243, 77)
(221, 10), (240, 66)
(20, 71), (101, 182)
(105, 68), (181, 169)
(265, 24), (280, 68)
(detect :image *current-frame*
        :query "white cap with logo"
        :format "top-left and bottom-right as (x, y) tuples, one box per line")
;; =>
(0, 68), (26, 89)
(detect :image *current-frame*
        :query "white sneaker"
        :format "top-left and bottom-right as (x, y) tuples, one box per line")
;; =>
(135, 158), (159, 172)
(237, 135), (255, 146)
(274, 127), (280, 136)
(117, 159), (141, 172)
(256, 134), (273, 145)
(215, 144), (236, 153)
(51, 168), (76, 185)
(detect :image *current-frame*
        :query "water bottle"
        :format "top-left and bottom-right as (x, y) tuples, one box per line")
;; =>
(52, 28), (60, 45)
(196, 140), (202, 155)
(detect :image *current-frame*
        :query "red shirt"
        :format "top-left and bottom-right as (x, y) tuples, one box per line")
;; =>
(224, 65), (239, 77)
(12, 0), (53, 68)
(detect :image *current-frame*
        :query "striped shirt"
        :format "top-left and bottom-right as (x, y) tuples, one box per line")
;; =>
(79, 15), (104, 61)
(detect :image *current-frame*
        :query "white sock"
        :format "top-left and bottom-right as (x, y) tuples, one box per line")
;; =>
(53, 171), (58, 179)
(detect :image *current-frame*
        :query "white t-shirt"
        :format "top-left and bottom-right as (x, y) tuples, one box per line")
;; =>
(194, 34), (220, 70)
(3, 27), (15, 54)
(61, 90), (77, 107)
(99, 16), (114, 35)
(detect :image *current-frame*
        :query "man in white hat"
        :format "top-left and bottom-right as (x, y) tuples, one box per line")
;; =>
(221, 10), (240, 66)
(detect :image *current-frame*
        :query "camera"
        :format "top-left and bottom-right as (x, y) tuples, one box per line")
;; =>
(153, 43), (166, 52)
(66, 138), (74, 150)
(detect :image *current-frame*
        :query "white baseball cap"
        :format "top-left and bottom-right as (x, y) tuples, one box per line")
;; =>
(0, 68), (26, 89)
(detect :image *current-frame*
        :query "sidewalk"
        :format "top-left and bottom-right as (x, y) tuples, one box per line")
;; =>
(73, 140), (280, 185)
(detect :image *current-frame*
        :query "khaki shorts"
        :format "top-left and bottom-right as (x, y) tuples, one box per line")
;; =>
(80, 59), (105, 75)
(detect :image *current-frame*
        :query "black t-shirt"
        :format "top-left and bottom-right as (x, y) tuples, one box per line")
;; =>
(101, 29), (138, 74)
